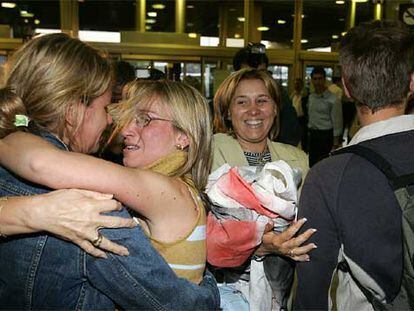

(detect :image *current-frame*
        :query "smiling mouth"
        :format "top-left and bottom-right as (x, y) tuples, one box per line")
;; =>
(123, 144), (140, 151)
(245, 120), (263, 126)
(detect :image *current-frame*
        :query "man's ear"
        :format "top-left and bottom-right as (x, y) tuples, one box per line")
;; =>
(342, 77), (352, 99)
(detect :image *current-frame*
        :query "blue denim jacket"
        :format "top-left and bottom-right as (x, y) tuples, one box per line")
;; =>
(0, 129), (219, 310)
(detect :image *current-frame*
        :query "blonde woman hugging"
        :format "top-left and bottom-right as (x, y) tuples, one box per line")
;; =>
(0, 80), (211, 284)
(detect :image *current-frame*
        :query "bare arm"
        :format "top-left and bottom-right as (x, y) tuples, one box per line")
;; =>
(0, 132), (184, 221)
(0, 189), (137, 258)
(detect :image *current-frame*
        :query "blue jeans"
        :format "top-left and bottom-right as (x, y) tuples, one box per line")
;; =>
(218, 283), (249, 311)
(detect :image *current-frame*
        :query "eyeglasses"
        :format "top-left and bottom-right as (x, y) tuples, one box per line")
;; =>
(134, 113), (173, 128)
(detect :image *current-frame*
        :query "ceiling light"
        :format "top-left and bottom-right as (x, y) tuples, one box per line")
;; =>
(1, 2), (16, 8)
(277, 19), (286, 24)
(188, 33), (197, 38)
(145, 25), (152, 30)
(152, 3), (165, 9)
(229, 8), (236, 12)
(257, 26), (269, 31)
(332, 34), (339, 39)
(301, 39), (308, 43)
(186, 5), (194, 9)
(24, 19), (28, 23)
(339, 18), (345, 21)
(147, 11), (157, 17)
(21, 11), (34, 18)
(146, 19), (156, 24)
(237, 17), (245, 22)
(234, 33), (241, 39)
(34, 19), (40, 25)
(352, 0), (368, 2)
(341, 31), (347, 36)
(335, 0), (345, 4)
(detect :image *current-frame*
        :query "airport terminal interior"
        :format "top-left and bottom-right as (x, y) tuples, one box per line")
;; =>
(0, 0), (413, 98)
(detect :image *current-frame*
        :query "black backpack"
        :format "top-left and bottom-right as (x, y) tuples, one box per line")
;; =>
(332, 145), (414, 310)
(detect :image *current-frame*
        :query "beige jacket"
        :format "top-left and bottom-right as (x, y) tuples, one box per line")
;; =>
(212, 133), (309, 185)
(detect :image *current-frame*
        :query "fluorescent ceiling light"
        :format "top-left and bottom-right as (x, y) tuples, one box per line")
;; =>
(188, 33), (197, 38)
(34, 28), (61, 35)
(147, 11), (157, 17)
(21, 11), (34, 18)
(335, 0), (345, 4)
(332, 35), (339, 39)
(186, 5), (194, 9)
(234, 33), (241, 39)
(145, 25), (152, 30)
(152, 4), (165, 9)
(34, 19), (40, 25)
(341, 31), (347, 36)
(301, 39), (308, 43)
(200, 36), (219, 47)
(1, 2), (16, 8)
(226, 38), (244, 48)
(146, 19), (156, 24)
(277, 19), (286, 24)
(257, 26), (269, 31)
(78, 30), (121, 43)
(237, 17), (245, 22)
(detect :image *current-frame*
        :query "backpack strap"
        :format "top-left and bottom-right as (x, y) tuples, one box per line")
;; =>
(332, 145), (414, 191)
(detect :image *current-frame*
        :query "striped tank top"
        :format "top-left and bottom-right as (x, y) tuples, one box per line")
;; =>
(147, 178), (206, 284)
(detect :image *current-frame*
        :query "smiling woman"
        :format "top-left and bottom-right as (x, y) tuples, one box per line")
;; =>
(211, 68), (315, 310)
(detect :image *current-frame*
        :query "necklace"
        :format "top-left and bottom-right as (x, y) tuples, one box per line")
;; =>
(244, 145), (270, 166)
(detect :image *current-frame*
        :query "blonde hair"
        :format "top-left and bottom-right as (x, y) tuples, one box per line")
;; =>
(110, 80), (212, 191)
(213, 68), (281, 140)
(2, 33), (113, 145)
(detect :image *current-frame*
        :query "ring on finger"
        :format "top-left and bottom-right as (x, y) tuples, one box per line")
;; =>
(92, 232), (103, 247)
(288, 249), (295, 257)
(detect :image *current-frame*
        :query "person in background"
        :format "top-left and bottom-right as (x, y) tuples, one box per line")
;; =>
(212, 68), (317, 310)
(0, 33), (219, 310)
(291, 78), (308, 151)
(307, 66), (343, 166)
(294, 20), (414, 310)
(233, 44), (301, 147)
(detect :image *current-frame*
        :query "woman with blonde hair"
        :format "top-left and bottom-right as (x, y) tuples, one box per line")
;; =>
(210, 68), (316, 310)
(0, 33), (218, 309)
(1, 79), (213, 282)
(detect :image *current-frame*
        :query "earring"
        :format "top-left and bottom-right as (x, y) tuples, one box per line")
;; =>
(175, 144), (184, 151)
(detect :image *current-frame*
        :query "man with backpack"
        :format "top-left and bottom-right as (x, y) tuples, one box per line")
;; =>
(294, 20), (414, 310)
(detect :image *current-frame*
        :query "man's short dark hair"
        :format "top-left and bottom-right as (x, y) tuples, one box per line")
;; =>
(340, 20), (414, 111)
(233, 45), (269, 71)
(115, 61), (136, 85)
(311, 66), (326, 78)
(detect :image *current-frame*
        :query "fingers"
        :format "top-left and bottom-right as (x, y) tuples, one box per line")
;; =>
(78, 239), (108, 259)
(280, 218), (308, 240)
(98, 236), (130, 256)
(95, 199), (123, 214)
(98, 215), (137, 229)
(264, 221), (274, 233)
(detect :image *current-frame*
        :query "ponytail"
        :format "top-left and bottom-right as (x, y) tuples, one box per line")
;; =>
(0, 87), (28, 138)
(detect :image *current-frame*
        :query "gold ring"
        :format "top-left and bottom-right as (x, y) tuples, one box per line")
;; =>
(92, 232), (103, 247)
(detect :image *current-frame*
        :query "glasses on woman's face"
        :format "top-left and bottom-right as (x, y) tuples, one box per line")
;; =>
(134, 113), (173, 128)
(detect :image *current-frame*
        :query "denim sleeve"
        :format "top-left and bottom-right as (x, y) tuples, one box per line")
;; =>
(86, 208), (220, 311)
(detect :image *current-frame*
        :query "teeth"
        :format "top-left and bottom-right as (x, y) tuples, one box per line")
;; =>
(125, 145), (139, 150)
(245, 120), (262, 125)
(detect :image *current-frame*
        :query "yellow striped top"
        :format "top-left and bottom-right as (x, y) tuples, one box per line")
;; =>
(146, 178), (206, 284)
